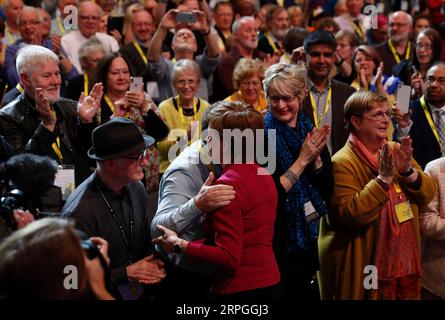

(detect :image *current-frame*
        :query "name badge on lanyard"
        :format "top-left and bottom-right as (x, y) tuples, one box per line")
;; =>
(54, 165), (75, 201)
(304, 199), (319, 222)
(393, 181), (414, 223)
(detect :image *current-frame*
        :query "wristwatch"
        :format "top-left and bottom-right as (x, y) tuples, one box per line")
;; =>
(399, 166), (415, 177)
(335, 58), (344, 67)
(173, 240), (182, 254)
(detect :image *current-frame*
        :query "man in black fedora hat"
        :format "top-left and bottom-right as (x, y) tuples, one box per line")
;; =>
(62, 117), (166, 300)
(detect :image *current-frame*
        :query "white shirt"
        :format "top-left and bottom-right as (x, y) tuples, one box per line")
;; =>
(334, 13), (367, 35)
(61, 30), (119, 73)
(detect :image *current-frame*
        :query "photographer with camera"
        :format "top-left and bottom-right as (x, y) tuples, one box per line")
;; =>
(147, 7), (221, 102)
(62, 117), (166, 300)
(0, 153), (62, 240)
(0, 218), (114, 299)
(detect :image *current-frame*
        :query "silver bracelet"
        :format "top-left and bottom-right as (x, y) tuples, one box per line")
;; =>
(284, 169), (298, 185)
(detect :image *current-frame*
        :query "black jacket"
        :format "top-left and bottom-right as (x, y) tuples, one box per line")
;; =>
(408, 98), (442, 169)
(0, 94), (91, 185)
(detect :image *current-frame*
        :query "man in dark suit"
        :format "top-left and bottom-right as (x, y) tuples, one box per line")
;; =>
(300, 30), (356, 155)
(408, 63), (445, 168)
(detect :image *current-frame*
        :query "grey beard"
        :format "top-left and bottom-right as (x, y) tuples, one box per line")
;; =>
(272, 28), (289, 41)
(389, 32), (409, 44)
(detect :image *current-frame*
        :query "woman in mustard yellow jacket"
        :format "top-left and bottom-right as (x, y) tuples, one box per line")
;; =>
(318, 91), (436, 300)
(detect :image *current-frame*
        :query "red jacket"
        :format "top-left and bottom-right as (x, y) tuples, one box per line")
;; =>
(187, 163), (280, 294)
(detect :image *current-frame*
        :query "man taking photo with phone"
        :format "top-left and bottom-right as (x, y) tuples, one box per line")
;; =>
(147, 8), (221, 102)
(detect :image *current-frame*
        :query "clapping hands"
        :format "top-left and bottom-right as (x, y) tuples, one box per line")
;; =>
(298, 125), (330, 167)
(77, 83), (104, 124)
(378, 143), (394, 185)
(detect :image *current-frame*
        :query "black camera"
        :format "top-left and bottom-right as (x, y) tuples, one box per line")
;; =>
(80, 239), (111, 292)
(0, 154), (61, 235)
(80, 239), (102, 260)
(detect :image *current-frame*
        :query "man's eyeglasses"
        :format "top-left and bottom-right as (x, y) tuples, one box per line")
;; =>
(79, 15), (100, 21)
(308, 51), (334, 58)
(175, 79), (198, 87)
(389, 22), (408, 28)
(124, 149), (149, 165)
(424, 76), (445, 84)
(269, 95), (297, 104)
(364, 110), (391, 121)
(240, 80), (261, 87)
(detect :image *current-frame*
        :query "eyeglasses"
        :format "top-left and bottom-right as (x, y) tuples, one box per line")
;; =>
(425, 76), (445, 84)
(417, 43), (432, 50)
(124, 149), (149, 165)
(20, 20), (41, 26)
(109, 69), (130, 76)
(79, 15), (100, 21)
(354, 56), (373, 64)
(240, 80), (261, 87)
(308, 51), (334, 58)
(364, 110), (391, 121)
(175, 79), (198, 87)
(132, 22), (153, 28)
(389, 22), (408, 28)
(269, 95), (297, 104)
(337, 43), (351, 49)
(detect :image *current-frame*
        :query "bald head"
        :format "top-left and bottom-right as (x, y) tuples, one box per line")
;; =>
(388, 11), (412, 43)
(425, 63), (445, 107)
(78, 1), (101, 38)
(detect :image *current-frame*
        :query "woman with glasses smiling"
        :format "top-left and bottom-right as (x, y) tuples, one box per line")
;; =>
(263, 63), (333, 299)
(157, 59), (209, 175)
(224, 58), (267, 114)
(393, 28), (442, 99)
(318, 91), (436, 300)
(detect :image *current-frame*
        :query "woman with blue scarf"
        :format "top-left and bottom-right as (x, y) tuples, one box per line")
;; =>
(263, 64), (333, 299)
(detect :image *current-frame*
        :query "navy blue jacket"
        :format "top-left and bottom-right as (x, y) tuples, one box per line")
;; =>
(409, 98), (442, 169)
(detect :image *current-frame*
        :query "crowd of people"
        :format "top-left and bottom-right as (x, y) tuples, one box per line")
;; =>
(0, 0), (445, 302)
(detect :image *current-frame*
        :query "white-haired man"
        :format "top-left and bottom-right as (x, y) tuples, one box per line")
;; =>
(61, 1), (119, 73)
(2, 0), (24, 45)
(0, 45), (94, 185)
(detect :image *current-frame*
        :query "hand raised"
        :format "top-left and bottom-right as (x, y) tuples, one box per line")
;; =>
(77, 83), (103, 123)
(35, 88), (56, 130)
(160, 9), (178, 30)
(378, 143), (394, 184)
(298, 125), (330, 167)
(394, 136), (413, 173)
(188, 10), (208, 33)
(391, 104), (412, 129)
